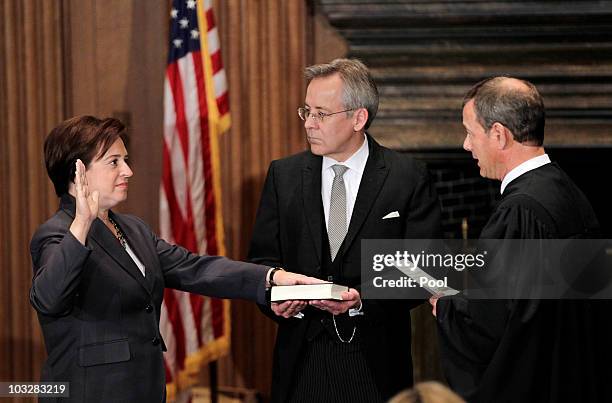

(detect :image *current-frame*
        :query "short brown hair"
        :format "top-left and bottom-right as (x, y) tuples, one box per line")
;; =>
(44, 116), (128, 196)
(305, 58), (379, 130)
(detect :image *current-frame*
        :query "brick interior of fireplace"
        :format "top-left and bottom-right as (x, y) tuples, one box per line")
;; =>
(409, 148), (612, 239)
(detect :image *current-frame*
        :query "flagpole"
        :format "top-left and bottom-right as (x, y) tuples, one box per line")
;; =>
(209, 361), (218, 403)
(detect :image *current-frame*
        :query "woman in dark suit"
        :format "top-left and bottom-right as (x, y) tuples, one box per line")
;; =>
(30, 116), (312, 402)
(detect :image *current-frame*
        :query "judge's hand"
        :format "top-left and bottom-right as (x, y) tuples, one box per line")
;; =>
(70, 159), (99, 245)
(429, 294), (440, 317)
(310, 288), (361, 316)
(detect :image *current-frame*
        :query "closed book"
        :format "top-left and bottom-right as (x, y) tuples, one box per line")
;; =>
(270, 282), (348, 302)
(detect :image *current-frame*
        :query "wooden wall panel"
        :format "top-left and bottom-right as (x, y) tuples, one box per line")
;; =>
(65, 0), (167, 228)
(0, 1), (65, 401)
(316, 0), (612, 150)
(214, 1), (310, 400)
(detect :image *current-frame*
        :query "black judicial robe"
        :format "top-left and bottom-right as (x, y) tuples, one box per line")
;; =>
(436, 162), (610, 403)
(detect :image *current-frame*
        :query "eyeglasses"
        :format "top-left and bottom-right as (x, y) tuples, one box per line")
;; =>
(297, 107), (355, 123)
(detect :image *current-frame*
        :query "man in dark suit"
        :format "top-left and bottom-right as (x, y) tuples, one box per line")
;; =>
(248, 59), (441, 403)
(432, 77), (609, 402)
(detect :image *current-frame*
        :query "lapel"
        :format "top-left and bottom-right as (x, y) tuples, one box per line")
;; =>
(302, 154), (324, 263)
(339, 136), (389, 256)
(60, 194), (152, 296)
(110, 212), (157, 294)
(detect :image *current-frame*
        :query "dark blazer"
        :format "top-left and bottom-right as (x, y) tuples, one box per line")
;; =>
(30, 194), (269, 403)
(248, 136), (441, 402)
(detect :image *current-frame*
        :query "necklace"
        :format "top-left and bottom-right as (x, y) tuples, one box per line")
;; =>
(107, 216), (127, 249)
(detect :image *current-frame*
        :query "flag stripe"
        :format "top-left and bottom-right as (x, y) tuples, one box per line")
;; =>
(212, 70), (228, 98)
(161, 1), (231, 399)
(166, 63), (191, 163)
(160, 299), (177, 380)
(192, 52), (219, 255)
(163, 288), (187, 377)
(207, 27), (220, 56)
(182, 53), (207, 253)
(162, 139), (198, 251)
(205, 9), (215, 33)
(210, 50), (222, 75)
(211, 298), (224, 338)
(217, 92), (230, 117)
(176, 290), (199, 354)
(200, 298), (213, 344)
(189, 293), (205, 347)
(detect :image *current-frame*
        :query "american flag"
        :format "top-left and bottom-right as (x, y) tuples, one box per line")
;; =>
(159, 0), (231, 399)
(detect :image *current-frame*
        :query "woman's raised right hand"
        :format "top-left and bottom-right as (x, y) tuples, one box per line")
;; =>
(69, 159), (99, 244)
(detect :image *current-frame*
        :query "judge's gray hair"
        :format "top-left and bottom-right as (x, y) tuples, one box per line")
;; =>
(463, 76), (545, 146)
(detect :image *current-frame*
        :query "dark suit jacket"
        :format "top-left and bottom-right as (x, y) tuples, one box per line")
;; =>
(30, 194), (269, 403)
(248, 136), (441, 402)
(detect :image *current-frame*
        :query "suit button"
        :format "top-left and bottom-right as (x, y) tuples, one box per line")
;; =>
(145, 304), (153, 313)
(152, 337), (160, 346)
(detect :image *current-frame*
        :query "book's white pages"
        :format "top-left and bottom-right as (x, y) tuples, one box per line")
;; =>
(271, 283), (349, 302)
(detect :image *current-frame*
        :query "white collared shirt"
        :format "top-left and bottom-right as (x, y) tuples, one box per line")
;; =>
(321, 134), (369, 230)
(500, 153), (551, 194)
(125, 242), (146, 276)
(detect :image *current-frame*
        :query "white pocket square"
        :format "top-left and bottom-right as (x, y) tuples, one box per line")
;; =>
(382, 211), (400, 219)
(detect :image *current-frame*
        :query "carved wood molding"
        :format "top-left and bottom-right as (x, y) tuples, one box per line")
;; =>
(316, 0), (612, 148)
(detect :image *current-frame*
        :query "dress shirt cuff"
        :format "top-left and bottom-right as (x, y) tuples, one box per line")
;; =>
(349, 300), (364, 317)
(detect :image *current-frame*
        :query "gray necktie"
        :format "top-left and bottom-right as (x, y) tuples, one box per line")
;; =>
(328, 164), (349, 261)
